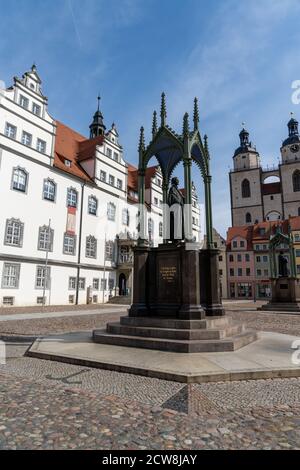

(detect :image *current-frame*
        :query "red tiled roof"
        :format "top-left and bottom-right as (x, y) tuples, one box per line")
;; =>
(226, 225), (253, 250)
(262, 182), (281, 195)
(127, 165), (159, 192)
(54, 121), (94, 181)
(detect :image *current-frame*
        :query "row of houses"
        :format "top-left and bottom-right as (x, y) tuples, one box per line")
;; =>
(226, 217), (300, 299)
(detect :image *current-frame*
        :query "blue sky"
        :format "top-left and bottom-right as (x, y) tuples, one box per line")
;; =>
(1, 0), (300, 236)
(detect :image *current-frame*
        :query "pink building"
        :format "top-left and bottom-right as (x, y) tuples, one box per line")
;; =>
(226, 226), (255, 299)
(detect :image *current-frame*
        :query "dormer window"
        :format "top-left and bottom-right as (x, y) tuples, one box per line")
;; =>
(64, 159), (71, 167)
(19, 95), (29, 109)
(30, 83), (35, 90)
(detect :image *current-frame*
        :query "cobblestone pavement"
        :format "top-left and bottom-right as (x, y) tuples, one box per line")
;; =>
(0, 340), (300, 449)
(1, 308), (300, 450)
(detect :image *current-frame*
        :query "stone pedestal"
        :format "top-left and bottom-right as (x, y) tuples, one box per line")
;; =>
(92, 242), (256, 353)
(199, 249), (225, 316)
(129, 242), (205, 319)
(259, 277), (300, 312)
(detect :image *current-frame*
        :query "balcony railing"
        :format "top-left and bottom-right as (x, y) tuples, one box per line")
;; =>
(119, 253), (134, 264)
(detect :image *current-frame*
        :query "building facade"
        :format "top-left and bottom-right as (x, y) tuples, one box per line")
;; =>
(229, 117), (300, 227)
(0, 66), (202, 307)
(205, 228), (228, 299)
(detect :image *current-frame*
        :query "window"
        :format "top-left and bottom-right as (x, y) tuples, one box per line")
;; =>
(69, 295), (75, 304)
(259, 228), (266, 236)
(245, 254), (250, 262)
(232, 241), (237, 248)
(296, 250), (300, 258)
(36, 296), (45, 305)
(154, 197), (158, 206)
(101, 279), (107, 290)
(264, 269), (269, 277)
(64, 159), (71, 167)
(219, 269), (223, 276)
(246, 268), (250, 276)
(63, 233), (76, 255)
(106, 148), (112, 158)
(109, 175), (115, 186)
(36, 138), (46, 154)
(117, 179), (123, 190)
(263, 244), (267, 250)
(297, 265), (300, 275)
(92, 295), (98, 303)
(100, 170), (106, 182)
(21, 131), (32, 146)
(12, 167), (28, 192)
(238, 268), (242, 276)
(35, 266), (50, 289)
(69, 277), (76, 290)
(88, 196), (97, 215)
(2, 263), (20, 288)
(256, 256), (261, 262)
(229, 268), (234, 276)
(86, 236), (97, 258)
(293, 170), (300, 192)
(159, 222), (163, 237)
(4, 219), (24, 247)
(19, 95), (29, 109)
(38, 225), (54, 251)
(295, 234), (300, 242)
(255, 245), (260, 251)
(241, 179), (251, 198)
(240, 241), (245, 247)
(105, 241), (114, 260)
(122, 208), (130, 226)
(2, 297), (14, 306)
(257, 269), (262, 276)
(148, 219), (154, 241)
(5, 123), (17, 139)
(113, 152), (119, 162)
(229, 254), (234, 262)
(107, 202), (116, 221)
(109, 278), (115, 290)
(245, 212), (251, 223)
(93, 278), (99, 290)
(263, 255), (268, 262)
(43, 179), (56, 201)
(67, 187), (78, 208)
(237, 254), (242, 262)
(79, 278), (85, 290)
(32, 103), (41, 116)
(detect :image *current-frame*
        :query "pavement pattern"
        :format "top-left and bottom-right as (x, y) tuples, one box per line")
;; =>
(1, 306), (300, 449)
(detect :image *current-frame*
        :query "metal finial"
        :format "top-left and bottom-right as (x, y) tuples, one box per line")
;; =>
(97, 95), (101, 112)
(193, 97), (199, 131)
(241, 122), (245, 128)
(152, 110), (158, 138)
(160, 92), (167, 127)
(183, 112), (189, 137)
(138, 126), (145, 152)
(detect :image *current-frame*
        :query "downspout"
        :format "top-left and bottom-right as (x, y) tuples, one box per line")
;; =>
(76, 182), (85, 305)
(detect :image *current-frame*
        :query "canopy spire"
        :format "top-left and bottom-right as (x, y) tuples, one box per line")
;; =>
(160, 92), (167, 127)
(152, 110), (158, 138)
(193, 97), (199, 131)
(138, 126), (145, 152)
(183, 112), (189, 138)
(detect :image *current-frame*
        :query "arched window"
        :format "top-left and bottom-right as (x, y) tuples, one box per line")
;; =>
(38, 225), (54, 252)
(67, 187), (78, 208)
(12, 167), (28, 192)
(293, 170), (300, 192)
(43, 179), (56, 201)
(241, 179), (251, 198)
(88, 196), (98, 215)
(159, 221), (163, 237)
(107, 202), (116, 221)
(245, 212), (252, 223)
(86, 235), (97, 258)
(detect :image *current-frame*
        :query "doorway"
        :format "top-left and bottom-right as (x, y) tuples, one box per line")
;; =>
(119, 273), (127, 296)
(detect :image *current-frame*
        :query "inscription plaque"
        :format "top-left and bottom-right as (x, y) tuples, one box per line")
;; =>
(157, 255), (180, 303)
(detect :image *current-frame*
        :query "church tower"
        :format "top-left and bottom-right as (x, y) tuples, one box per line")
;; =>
(229, 126), (263, 226)
(280, 114), (300, 218)
(89, 96), (106, 138)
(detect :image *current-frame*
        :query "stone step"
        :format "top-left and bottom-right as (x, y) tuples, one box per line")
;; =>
(120, 315), (231, 330)
(107, 322), (244, 341)
(93, 329), (257, 353)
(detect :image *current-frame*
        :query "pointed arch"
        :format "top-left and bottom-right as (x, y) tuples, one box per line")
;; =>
(241, 179), (251, 198)
(293, 170), (300, 192)
(245, 212), (252, 224)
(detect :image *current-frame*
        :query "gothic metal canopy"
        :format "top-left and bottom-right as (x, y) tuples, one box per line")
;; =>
(137, 93), (214, 248)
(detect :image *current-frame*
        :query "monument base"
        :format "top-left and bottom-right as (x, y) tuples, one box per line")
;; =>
(259, 277), (300, 312)
(93, 315), (257, 353)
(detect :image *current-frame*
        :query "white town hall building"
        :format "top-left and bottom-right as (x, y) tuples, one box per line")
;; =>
(0, 66), (202, 307)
